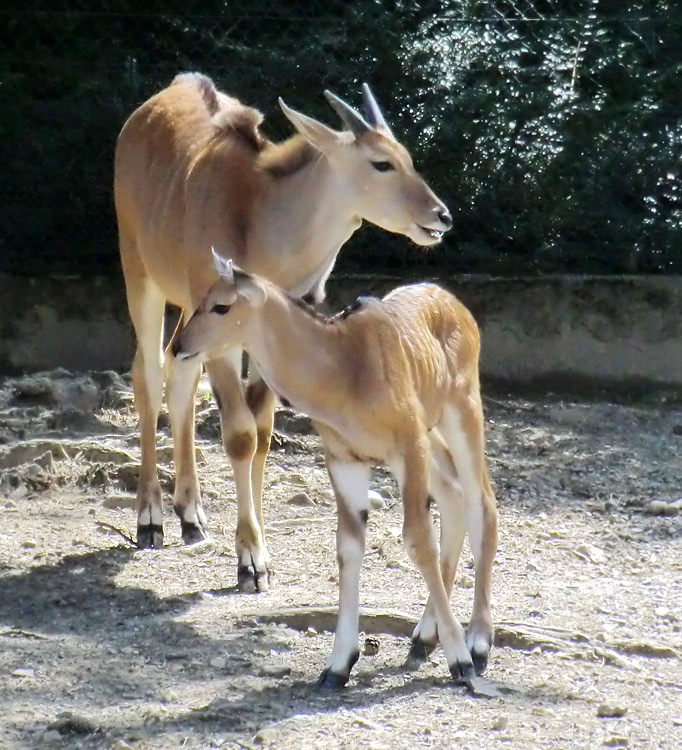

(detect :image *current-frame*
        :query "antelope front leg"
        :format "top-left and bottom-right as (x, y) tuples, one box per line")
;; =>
(207, 354), (270, 593)
(126, 277), (166, 549)
(166, 342), (206, 544)
(318, 459), (371, 689)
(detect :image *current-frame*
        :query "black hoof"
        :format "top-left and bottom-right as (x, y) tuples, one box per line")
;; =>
(316, 650), (359, 690)
(136, 524), (164, 549)
(471, 647), (490, 676)
(180, 520), (207, 546)
(449, 659), (477, 685)
(316, 669), (349, 691)
(408, 637), (436, 662)
(237, 564), (271, 594)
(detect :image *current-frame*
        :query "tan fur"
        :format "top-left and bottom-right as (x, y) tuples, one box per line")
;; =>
(114, 72), (452, 587)
(174, 270), (498, 690)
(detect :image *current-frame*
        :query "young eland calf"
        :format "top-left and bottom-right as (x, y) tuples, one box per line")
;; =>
(172, 252), (498, 694)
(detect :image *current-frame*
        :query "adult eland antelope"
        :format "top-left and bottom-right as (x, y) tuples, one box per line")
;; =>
(173, 253), (498, 694)
(114, 72), (451, 592)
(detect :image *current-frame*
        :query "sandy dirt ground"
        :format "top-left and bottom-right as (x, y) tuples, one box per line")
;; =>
(0, 369), (681, 750)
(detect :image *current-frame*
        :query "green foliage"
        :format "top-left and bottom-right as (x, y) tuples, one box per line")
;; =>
(0, 1), (680, 276)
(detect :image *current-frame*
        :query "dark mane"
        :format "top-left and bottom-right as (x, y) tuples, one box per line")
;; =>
(258, 136), (319, 178)
(287, 293), (369, 324)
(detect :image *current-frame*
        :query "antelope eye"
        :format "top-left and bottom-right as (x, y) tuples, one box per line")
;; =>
(211, 304), (231, 315)
(371, 160), (394, 172)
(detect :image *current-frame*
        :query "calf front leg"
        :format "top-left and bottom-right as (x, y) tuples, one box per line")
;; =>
(318, 459), (371, 689)
(244, 373), (276, 549)
(206, 354), (270, 593)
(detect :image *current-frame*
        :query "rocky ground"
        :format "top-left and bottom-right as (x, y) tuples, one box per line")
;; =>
(0, 369), (681, 750)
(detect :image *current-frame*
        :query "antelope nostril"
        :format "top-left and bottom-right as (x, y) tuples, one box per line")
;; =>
(438, 208), (453, 228)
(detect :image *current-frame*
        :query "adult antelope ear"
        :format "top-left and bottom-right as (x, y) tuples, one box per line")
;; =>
(278, 98), (341, 151)
(233, 266), (267, 308)
(212, 247), (234, 282)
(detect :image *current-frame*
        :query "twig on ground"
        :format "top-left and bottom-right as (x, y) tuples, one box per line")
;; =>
(95, 520), (136, 547)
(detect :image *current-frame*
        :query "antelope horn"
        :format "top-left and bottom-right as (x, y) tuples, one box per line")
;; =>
(323, 90), (371, 137)
(212, 247), (234, 282)
(362, 83), (393, 137)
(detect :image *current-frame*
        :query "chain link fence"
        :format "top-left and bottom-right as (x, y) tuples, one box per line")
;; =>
(1, 0), (680, 277)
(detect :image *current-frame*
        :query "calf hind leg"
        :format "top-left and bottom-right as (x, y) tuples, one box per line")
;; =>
(398, 446), (476, 685)
(409, 431), (467, 661)
(441, 403), (498, 675)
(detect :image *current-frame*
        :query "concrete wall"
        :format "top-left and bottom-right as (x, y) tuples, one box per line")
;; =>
(1, 273), (681, 393)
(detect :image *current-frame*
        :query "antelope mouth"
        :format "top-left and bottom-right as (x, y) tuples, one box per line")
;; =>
(414, 224), (445, 244)
(420, 226), (444, 240)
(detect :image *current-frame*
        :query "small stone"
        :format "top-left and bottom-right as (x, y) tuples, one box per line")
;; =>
(102, 494), (136, 510)
(179, 539), (215, 555)
(110, 742), (133, 750)
(22, 539), (38, 549)
(320, 488), (336, 504)
(251, 726), (278, 745)
(289, 473), (306, 486)
(288, 492), (315, 507)
(603, 737), (629, 747)
(645, 500), (678, 516)
(41, 730), (62, 743)
(491, 716), (508, 730)
(13, 484), (29, 500)
(210, 656), (227, 669)
(368, 490), (386, 510)
(574, 544), (606, 564)
(160, 691), (178, 704)
(597, 703), (627, 718)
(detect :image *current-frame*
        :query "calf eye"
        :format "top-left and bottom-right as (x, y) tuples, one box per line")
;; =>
(211, 304), (230, 315)
(371, 160), (394, 172)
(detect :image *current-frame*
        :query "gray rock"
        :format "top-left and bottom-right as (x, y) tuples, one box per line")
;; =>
(288, 492), (315, 507)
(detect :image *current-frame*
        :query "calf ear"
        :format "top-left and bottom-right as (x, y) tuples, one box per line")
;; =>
(234, 268), (266, 308)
